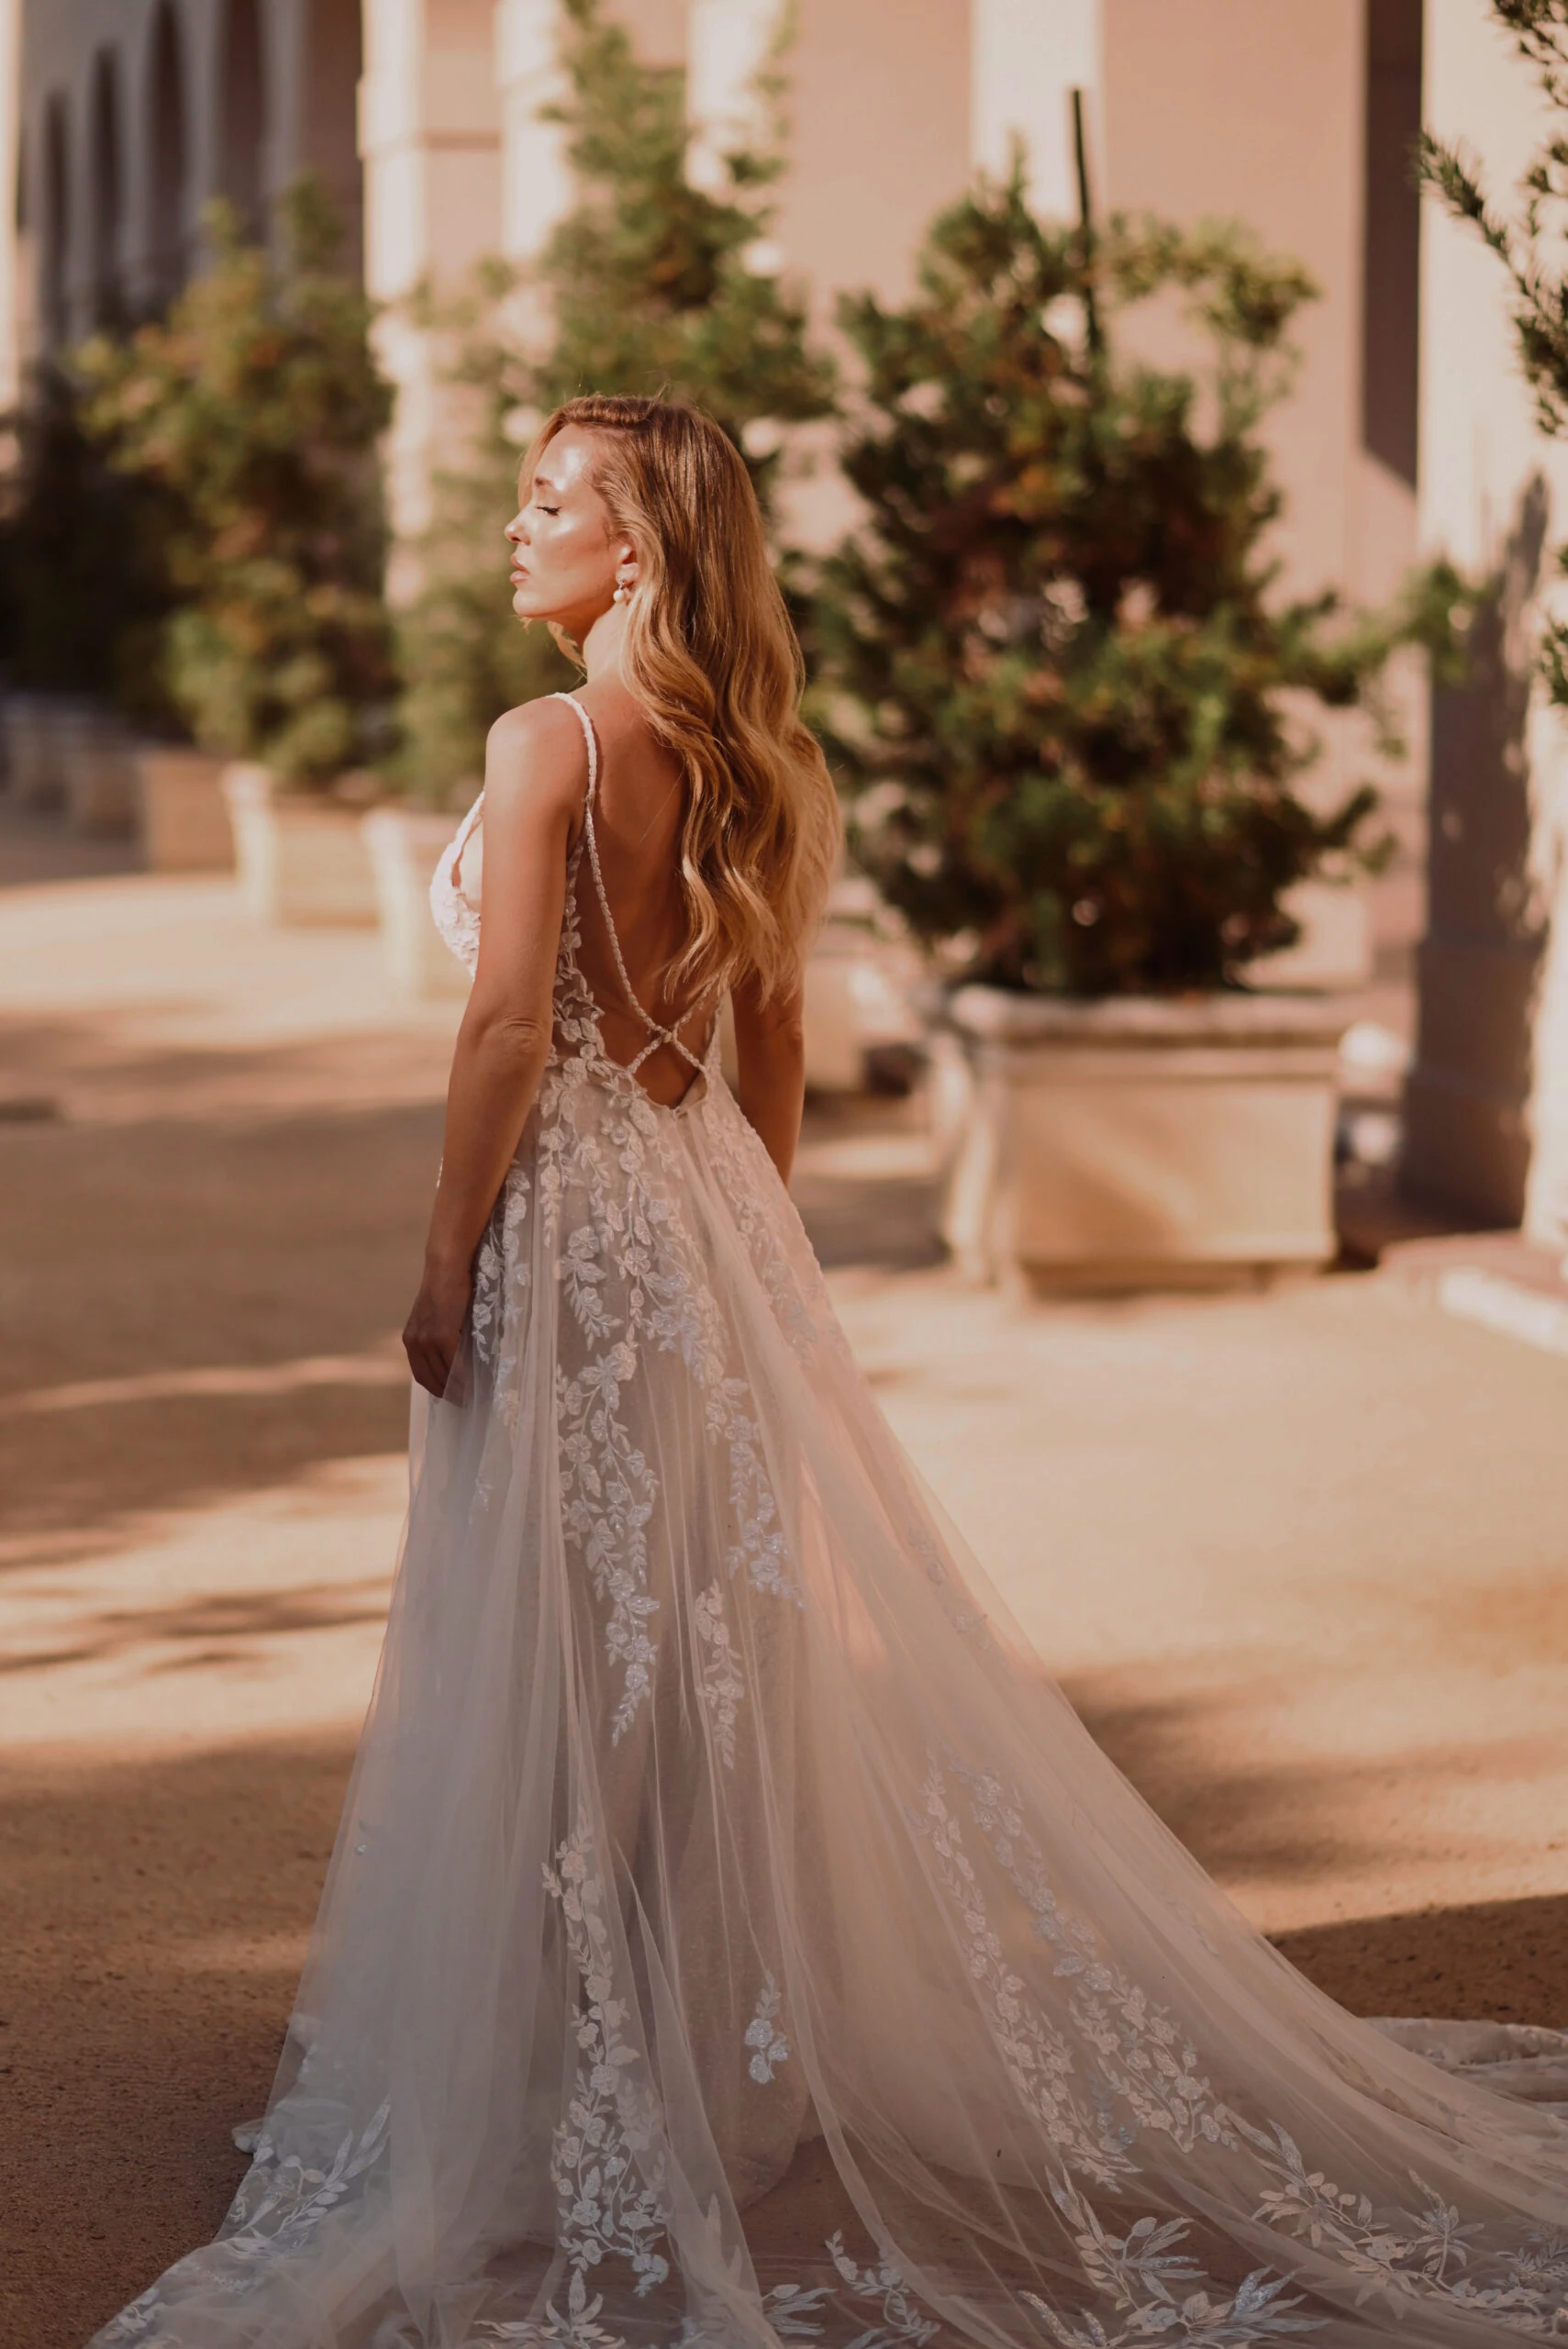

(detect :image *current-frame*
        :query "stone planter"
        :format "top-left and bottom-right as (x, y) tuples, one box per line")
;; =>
(938, 986), (1348, 1292)
(59, 705), (138, 838)
(361, 806), (470, 998)
(222, 763), (379, 926)
(135, 748), (233, 872)
(802, 878), (926, 1093)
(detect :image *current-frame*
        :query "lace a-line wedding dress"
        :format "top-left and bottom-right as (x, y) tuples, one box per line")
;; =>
(94, 691), (1568, 2349)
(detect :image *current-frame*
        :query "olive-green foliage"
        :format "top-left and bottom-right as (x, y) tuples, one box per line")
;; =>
(1421, 2), (1568, 710)
(80, 184), (396, 787)
(0, 361), (181, 722)
(812, 172), (1464, 996)
(395, 0), (836, 800)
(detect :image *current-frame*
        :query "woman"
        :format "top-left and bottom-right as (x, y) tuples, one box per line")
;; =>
(94, 396), (1568, 2349)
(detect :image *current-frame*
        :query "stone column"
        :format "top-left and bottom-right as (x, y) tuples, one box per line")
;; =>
(1406, 0), (1568, 1237)
(495, 0), (570, 267)
(360, 0), (504, 596)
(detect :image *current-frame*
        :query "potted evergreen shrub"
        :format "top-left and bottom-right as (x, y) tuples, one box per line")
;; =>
(81, 185), (396, 919)
(813, 172), (1463, 1287)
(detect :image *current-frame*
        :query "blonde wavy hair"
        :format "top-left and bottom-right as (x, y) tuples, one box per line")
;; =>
(521, 395), (840, 1007)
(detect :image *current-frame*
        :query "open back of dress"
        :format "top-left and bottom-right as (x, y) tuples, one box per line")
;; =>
(94, 696), (1568, 2349)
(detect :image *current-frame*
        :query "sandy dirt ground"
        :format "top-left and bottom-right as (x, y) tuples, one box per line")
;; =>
(4, 829), (1568, 2346)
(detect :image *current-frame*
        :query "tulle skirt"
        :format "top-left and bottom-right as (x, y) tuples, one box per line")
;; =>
(93, 1054), (1568, 2349)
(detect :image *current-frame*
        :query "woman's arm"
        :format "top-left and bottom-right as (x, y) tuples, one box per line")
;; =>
(402, 699), (585, 1398)
(731, 972), (806, 1187)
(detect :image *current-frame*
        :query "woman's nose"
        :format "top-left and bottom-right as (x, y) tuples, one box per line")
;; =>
(506, 512), (528, 546)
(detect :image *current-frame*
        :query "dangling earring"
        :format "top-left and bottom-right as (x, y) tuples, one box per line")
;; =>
(612, 577), (632, 606)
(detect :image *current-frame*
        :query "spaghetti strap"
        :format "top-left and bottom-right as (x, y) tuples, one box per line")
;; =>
(549, 688), (599, 817)
(554, 690), (717, 1078)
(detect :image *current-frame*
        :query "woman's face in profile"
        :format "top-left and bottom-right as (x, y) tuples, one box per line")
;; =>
(506, 427), (626, 634)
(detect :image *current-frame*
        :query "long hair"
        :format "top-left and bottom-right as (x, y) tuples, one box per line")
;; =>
(521, 395), (840, 1006)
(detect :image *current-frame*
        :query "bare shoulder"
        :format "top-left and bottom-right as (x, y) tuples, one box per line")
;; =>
(483, 694), (588, 829)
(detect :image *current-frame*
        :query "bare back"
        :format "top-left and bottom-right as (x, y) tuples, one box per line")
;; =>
(567, 684), (717, 1108)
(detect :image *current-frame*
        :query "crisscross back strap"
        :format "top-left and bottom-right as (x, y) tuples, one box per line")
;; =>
(553, 692), (717, 1076)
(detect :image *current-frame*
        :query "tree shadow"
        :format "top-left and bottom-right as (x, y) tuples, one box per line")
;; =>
(0, 1737), (356, 2348)
(1065, 1668), (1564, 1892)
(0, 1575), (393, 1677)
(1274, 1893), (1568, 2028)
(1405, 473), (1551, 1221)
(0, 1099), (441, 1561)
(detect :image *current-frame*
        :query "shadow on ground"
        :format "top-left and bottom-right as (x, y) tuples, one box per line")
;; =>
(0, 1739), (355, 2348)
(1067, 1671), (1566, 1898)
(1, 1103), (443, 1559)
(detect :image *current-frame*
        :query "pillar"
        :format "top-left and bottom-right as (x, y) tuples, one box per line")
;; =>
(360, 0), (503, 592)
(1406, 0), (1568, 1238)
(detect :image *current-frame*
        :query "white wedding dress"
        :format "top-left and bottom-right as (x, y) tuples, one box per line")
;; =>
(94, 694), (1568, 2349)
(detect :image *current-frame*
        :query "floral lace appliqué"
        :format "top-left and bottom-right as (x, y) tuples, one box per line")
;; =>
(745, 1973), (790, 2086)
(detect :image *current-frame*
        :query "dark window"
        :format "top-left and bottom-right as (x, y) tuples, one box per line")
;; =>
(1362, 0), (1423, 486)
(219, 0), (268, 239)
(149, 0), (187, 306)
(90, 49), (124, 326)
(304, 0), (364, 274)
(41, 93), (69, 348)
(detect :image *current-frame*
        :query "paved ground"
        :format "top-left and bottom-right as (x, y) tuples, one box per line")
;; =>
(5, 818), (1568, 2346)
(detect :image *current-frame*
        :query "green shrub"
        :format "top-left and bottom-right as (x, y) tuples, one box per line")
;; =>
(0, 360), (180, 726)
(811, 170), (1463, 996)
(81, 183), (396, 787)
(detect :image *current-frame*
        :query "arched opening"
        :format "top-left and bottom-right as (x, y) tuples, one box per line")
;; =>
(89, 50), (124, 326)
(218, 0), (268, 240)
(148, 1), (187, 306)
(41, 94), (69, 349)
(1361, 0), (1423, 490)
(303, 0), (363, 274)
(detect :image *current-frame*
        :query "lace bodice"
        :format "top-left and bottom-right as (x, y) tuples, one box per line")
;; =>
(428, 691), (720, 1097)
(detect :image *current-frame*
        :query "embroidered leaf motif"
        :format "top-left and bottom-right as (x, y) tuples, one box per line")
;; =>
(694, 1581), (744, 1769)
(745, 1973), (790, 2086)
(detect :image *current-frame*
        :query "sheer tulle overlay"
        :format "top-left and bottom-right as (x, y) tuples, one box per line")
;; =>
(95, 698), (1568, 2349)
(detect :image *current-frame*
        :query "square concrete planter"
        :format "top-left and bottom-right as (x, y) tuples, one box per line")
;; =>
(801, 876), (927, 1092)
(135, 748), (234, 872)
(938, 985), (1348, 1292)
(361, 805), (471, 998)
(222, 763), (379, 927)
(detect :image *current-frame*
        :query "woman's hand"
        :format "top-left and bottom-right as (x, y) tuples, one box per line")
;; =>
(403, 1254), (474, 1399)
